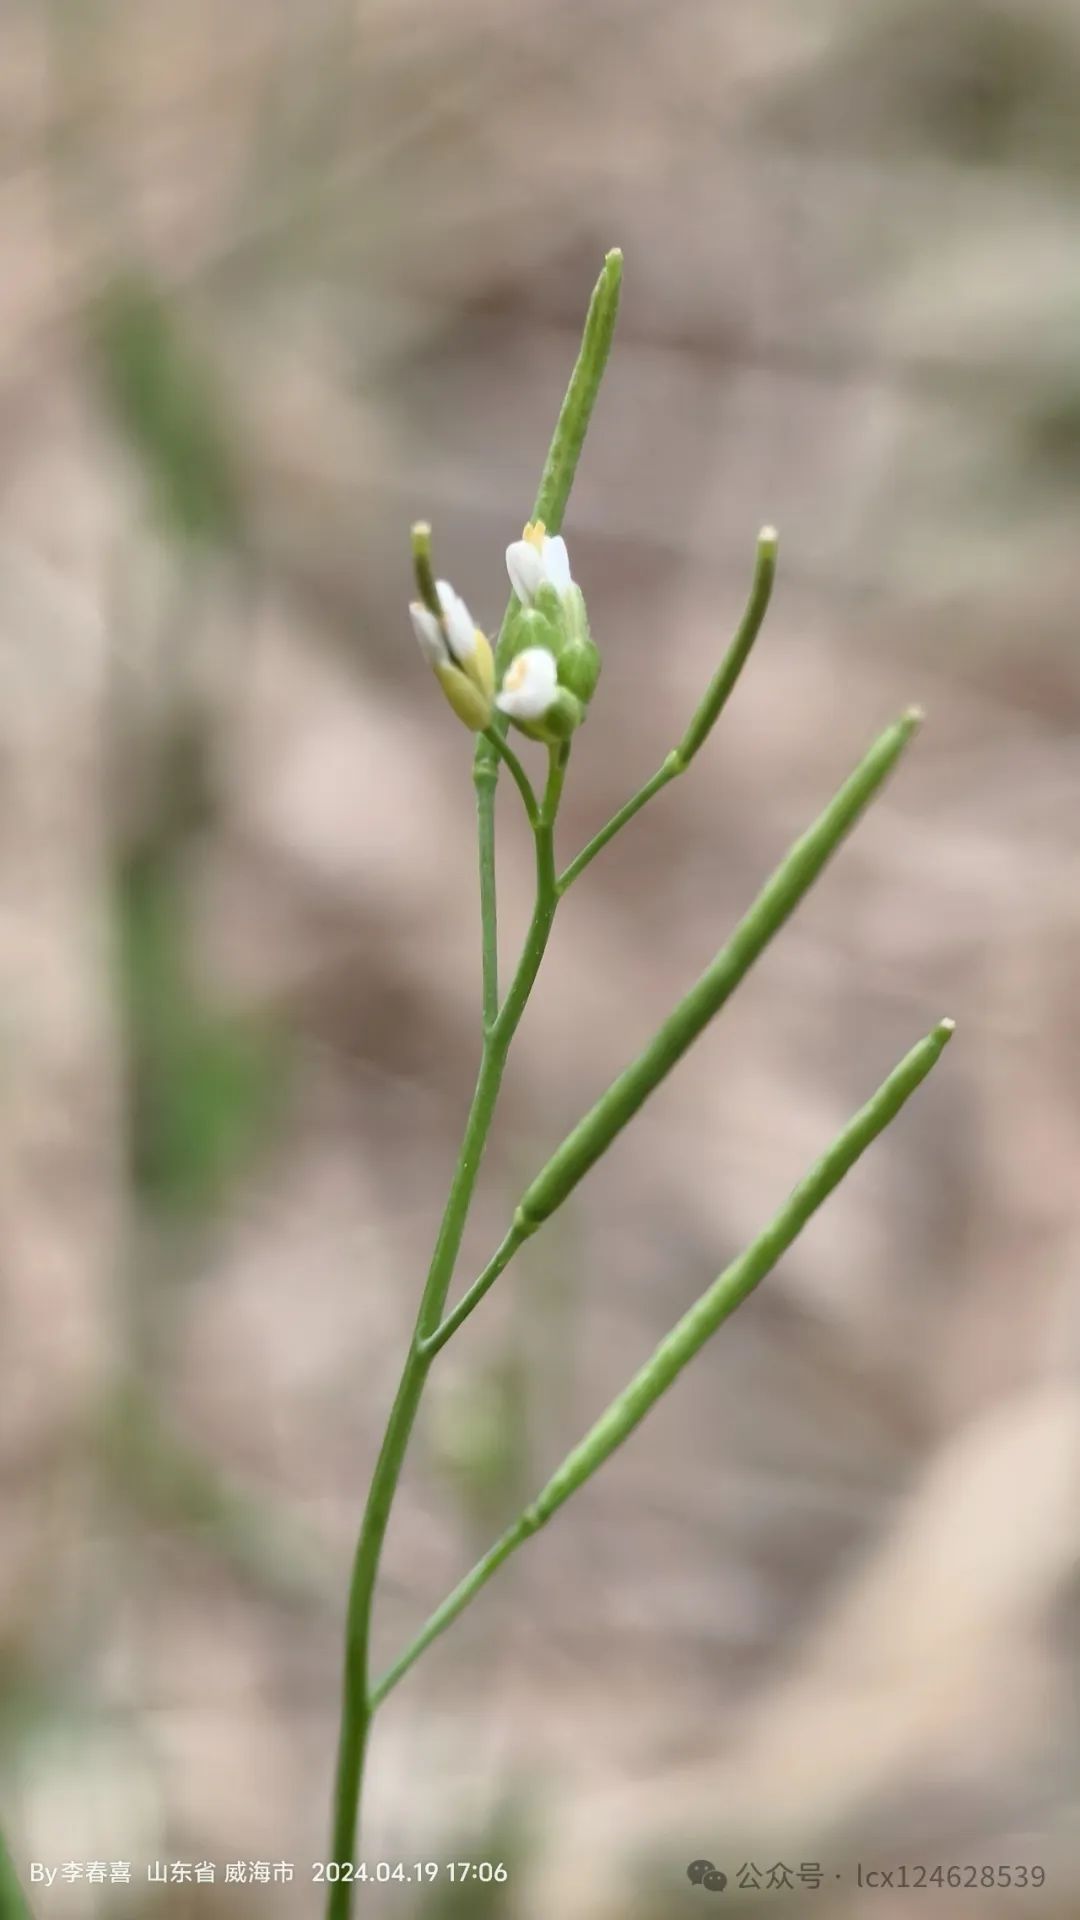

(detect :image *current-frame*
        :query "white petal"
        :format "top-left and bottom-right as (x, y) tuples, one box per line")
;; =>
(543, 533), (572, 594)
(436, 580), (477, 663)
(506, 540), (545, 606)
(410, 601), (448, 668)
(495, 646), (559, 720)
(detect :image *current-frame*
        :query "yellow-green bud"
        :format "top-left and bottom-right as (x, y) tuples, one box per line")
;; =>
(408, 547), (495, 731)
(434, 655), (494, 731)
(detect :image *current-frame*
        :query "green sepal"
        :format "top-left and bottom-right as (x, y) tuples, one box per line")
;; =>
(506, 686), (584, 746)
(556, 636), (601, 705)
(530, 581), (564, 629)
(546, 581), (601, 705)
(502, 603), (562, 667)
(461, 628), (495, 702)
(506, 589), (600, 707)
(434, 661), (493, 731)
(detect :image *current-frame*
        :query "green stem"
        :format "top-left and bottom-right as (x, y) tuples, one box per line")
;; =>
(482, 728), (538, 829)
(327, 1044), (506, 1913)
(493, 744), (567, 1033)
(419, 1221), (524, 1360)
(474, 744), (500, 1032)
(326, 754), (566, 1914)
(474, 730), (544, 1033)
(558, 526), (778, 893)
(418, 747), (568, 1362)
(558, 755), (679, 894)
(370, 1016), (954, 1707)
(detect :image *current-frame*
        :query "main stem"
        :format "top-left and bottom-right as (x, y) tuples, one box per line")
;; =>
(326, 752), (564, 1917)
(326, 1042), (504, 1911)
(328, 247), (619, 1912)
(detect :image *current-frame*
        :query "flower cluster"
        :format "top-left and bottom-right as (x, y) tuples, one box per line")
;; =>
(410, 520), (600, 745)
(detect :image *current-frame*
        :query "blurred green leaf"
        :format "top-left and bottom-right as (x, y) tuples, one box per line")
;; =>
(427, 1354), (531, 1538)
(408, 1804), (532, 1920)
(1024, 377), (1080, 483)
(0, 1820), (33, 1920)
(115, 842), (287, 1219)
(91, 268), (245, 548)
(102, 1385), (331, 1605)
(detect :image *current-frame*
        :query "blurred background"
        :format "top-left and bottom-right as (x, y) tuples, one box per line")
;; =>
(2, 0), (1079, 1914)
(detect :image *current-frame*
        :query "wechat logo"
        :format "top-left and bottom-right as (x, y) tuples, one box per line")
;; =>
(687, 1860), (727, 1892)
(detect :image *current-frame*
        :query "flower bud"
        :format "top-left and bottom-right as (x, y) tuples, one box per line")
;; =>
(409, 529), (494, 731)
(435, 652), (496, 730)
(551, 581), (600, 705)
(501, 601), (563, 672)
(496, 645), (583, 744)
(506, 522), (572, 601)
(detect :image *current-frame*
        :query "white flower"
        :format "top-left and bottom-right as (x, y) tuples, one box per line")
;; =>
(506, 521), (573, 606)
(435, 579), (479, 663)
(409, 581), (479, 669)
(496, 646), (560, 721)
(409, 601), (448, 668)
